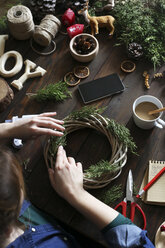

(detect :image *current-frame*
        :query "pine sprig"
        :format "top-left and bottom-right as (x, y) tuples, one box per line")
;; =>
(49, 134), (67, 158)
(97, 184), (123, 205)
(65, 106), (106, 120)
(0, 0), (24, 31)
(66, 106), (137, 154)
(85, 160), (119, 179)
(106, 119), (137, 154)
(47, 106), (137, 181)
(33, 81), (72, 102)
(0, 16), (7, 32)
(112, 0), (165, 68)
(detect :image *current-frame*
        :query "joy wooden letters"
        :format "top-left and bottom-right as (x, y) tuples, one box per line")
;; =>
(0, 35), (46, 90)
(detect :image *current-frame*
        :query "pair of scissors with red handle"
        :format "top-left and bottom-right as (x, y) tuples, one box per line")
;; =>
(114, 169), (147, 230)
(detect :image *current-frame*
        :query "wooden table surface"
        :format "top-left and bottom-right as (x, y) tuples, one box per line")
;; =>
(1, 30), (165, 247)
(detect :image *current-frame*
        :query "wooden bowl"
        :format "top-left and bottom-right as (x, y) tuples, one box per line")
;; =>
(69, 33), (99, 63)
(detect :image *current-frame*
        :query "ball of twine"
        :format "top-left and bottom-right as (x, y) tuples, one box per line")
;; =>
(33, 15), (61, 47)
(7, 5), (34, 40)
(44, 113), (128, 189)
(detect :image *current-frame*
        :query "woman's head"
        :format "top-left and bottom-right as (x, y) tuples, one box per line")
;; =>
(0, 147), (25, 236)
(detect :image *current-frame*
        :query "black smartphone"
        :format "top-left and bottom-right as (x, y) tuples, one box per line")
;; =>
(78, 73), (125, 104)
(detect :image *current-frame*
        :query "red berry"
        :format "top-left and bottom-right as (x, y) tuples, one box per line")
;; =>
(161, 225), (165, 232)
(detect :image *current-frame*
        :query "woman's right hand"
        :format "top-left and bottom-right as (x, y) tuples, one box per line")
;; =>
(48, 146), (119, 230)
(48, 146), (84, 203)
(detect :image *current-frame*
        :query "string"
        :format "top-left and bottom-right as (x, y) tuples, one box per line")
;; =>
(33, 15), (61, 47)
(7, 5), (34, 40)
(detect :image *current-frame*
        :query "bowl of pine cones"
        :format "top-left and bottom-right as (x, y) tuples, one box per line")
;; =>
(69, 33), (99, 62)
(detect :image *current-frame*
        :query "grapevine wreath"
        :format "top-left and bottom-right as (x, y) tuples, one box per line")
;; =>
(44, 107), (136, 189)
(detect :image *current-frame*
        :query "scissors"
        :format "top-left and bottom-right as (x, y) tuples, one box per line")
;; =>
(114, 170), (146, 230)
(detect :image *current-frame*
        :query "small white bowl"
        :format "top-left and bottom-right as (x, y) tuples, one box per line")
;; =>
(69, 33), (99, 63)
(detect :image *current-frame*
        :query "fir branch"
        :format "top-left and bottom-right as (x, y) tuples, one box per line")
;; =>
(94, 1), (104, 8)
(49, 134), (67, 157)
(0, 16), (7, 32)
(66, 106), (137, 154)
(0, 0), (24, 31)
(6, 1), (23, 9)
(98, 184), (123, 205)
(85, 160), (120, 179)
(96, 183), (137, 205)
(106, 119), (137, 154)
(47, 106), (137, 184)
(22, 158), (30, 168)
(65, 106), (106, 120)
(112, 0), (165, 68)
(133, 183), (138, 196)
(88, 7), (96, 16)
(33, 81), (72, 102)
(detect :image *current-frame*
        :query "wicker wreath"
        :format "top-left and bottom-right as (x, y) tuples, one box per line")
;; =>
(44, 111), (130, 189)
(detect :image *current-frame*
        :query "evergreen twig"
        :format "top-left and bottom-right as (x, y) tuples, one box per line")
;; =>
(85, 160), (119, 178)
(98, 184), (123, 205)
(66, 106), (106, 120)
(0, 0), (24, 31)
(32, 81), (72, 102)
(106, 119), (137, 154)
(47, 106), (137, 180)
(0, 16), (7, 32)
(49, 134), (67, 158)
(112, 0), (165, 68)
(66, 106), (137, 154)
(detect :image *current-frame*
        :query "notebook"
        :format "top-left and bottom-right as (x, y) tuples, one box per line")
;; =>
(140, 160), (165, 205)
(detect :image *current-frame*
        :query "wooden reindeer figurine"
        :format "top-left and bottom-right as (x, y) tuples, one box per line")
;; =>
(78, 1), (115, 36)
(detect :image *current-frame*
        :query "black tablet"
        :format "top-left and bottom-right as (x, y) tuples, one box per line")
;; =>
(78, 73), (125, 104)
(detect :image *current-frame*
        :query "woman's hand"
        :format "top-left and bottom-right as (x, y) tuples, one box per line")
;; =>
(48, 146), (84, 203)
(0, 112), (65, 139)
(48, 146), (119, 230)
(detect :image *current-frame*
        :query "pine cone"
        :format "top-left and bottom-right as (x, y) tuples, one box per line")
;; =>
(28, 0), (57, 22)
(73, 35), (96, 54)
(127, 42), (143, 60)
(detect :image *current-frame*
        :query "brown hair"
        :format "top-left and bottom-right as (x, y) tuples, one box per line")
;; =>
(0, 147), (25, 237)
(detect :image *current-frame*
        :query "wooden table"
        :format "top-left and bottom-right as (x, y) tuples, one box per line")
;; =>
(1, 30), (165, 247)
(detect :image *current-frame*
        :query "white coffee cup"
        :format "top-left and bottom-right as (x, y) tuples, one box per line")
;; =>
(133, 95), (165, 129)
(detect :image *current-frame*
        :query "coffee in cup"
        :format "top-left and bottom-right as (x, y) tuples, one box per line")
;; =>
(135, 102), (159, 121)
(133, 95), (165, 129)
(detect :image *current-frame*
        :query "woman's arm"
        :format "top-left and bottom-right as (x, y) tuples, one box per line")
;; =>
(0, 112), (65, 139)
(48, 146), (119, 230)
(48, 146), (155, 248)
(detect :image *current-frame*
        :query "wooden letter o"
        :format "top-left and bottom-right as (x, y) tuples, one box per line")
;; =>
(0, 51), (23, 77)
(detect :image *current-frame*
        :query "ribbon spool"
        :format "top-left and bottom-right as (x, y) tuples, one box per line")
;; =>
(7, 5), (34, 40)
(33, 15), (61, 47)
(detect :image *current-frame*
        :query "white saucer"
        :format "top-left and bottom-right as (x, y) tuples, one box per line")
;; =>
(155, 221), (165, 248)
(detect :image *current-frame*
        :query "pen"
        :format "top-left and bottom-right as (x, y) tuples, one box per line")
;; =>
(136, 166), (165, 198)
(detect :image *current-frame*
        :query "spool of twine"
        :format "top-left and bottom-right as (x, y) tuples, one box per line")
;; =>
(33, 15), (61, 47)
(7, 5), (34, 40)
